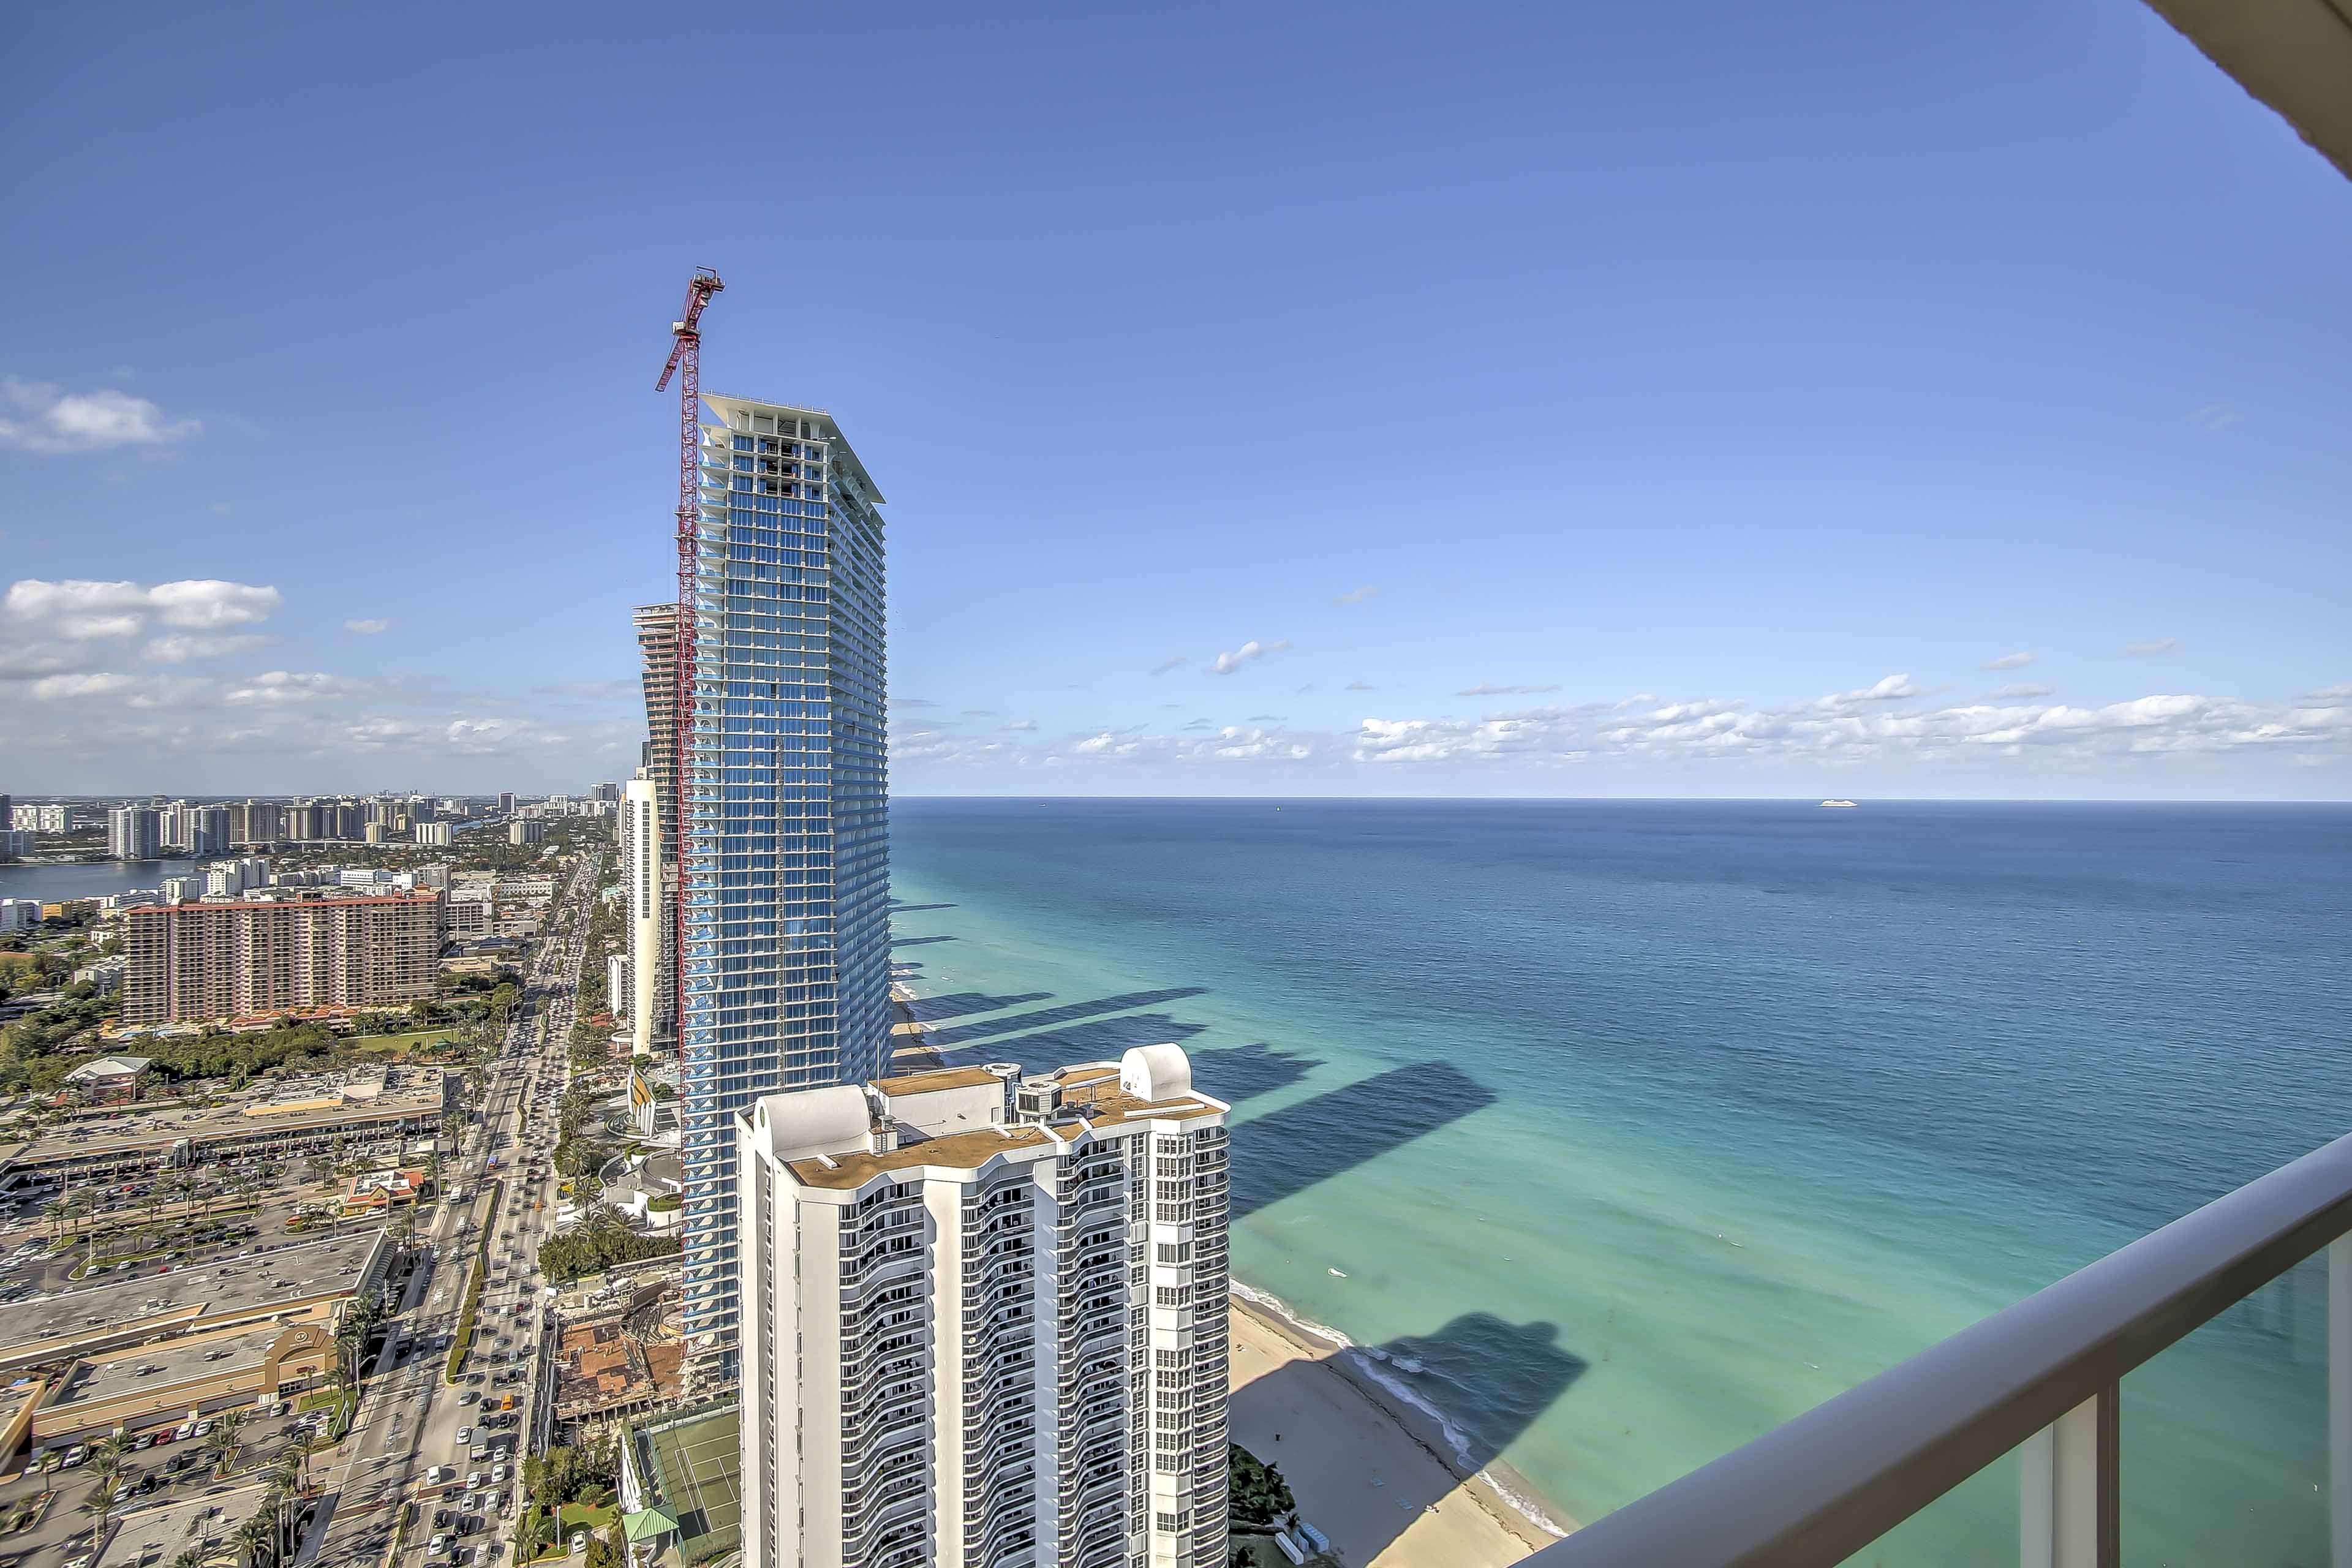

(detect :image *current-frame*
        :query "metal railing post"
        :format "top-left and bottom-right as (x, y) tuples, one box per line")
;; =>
(2018, 1387), (2117, 1568)
(2332, 1236), (2352, 1568)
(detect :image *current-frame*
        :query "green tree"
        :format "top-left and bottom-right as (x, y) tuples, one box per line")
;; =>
(204, 1410), (246, 1472)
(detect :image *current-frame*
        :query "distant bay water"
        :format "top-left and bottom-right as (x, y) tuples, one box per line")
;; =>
(0, 859), (203, 903)
(889, 798), (2352, 1564)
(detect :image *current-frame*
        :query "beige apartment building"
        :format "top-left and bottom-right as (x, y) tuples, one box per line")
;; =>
(121, 892), (442, 1025)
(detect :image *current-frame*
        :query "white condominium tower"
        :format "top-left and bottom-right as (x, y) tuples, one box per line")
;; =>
(736, 1046), (1232, 1568)
(617, 775), (666, 1055)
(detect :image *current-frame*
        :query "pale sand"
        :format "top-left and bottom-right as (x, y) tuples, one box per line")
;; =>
(1229, 1295), (1570, 1568)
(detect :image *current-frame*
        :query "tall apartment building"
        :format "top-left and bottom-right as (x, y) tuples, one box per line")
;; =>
(508, 820), (545, 846)
(108, 805), (161, 861)
(0, 831), (32, 861)
(228, 800), (283, 846)
(619, 777), (666, 1057)
(120, 892), (441, 1025)
(11, 804), (70, 834)
(676, 394), (894, 1365)
(736, 1047), (1232, 1568)
(497, 792), (517, 814)
(633, 602), (679, 866)
(416, 821), (454, 847)
(173, 804), (228, 858)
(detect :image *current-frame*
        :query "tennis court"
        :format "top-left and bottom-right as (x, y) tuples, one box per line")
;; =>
(633, 1403), (741, 1562)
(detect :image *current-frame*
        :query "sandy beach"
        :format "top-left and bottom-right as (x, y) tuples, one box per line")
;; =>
(1228, 1295), (1568, 1567)
(892, 975), (1570, 1564)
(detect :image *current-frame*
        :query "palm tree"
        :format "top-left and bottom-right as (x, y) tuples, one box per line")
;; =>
(233, 1512), (275, 1568)
(75, 1485), (115, 1536)
(203, 1410), (244, 1474)
(90, 1433), (130, 1469)
(168, 1546), (207, 1568)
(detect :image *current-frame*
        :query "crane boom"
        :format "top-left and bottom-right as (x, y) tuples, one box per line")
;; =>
(660, 268), (723, 1085)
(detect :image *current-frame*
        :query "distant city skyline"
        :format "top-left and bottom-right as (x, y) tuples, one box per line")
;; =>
(2, 4), (2346, 799)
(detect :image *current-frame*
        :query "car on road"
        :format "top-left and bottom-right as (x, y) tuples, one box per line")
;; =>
(61, 1444), (86, 1468)
(456, 1426), (472, 1442)
(458, 1390), (478, 1405)
(428, 1534), (449, 1555)
(175, 1422), (195, 1441)
(491, 1464), (507, 1485)
(193, 1420), (214, 1437)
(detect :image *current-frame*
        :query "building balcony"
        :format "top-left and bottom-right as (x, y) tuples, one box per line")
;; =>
(1531, 1131), (2352, 1566)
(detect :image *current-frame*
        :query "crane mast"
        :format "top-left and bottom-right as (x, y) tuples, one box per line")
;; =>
(657, 269), (723, 1074)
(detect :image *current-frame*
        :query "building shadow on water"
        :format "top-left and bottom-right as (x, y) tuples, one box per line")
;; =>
(1231, 1311), (1584, 1564)
(903, 990), (1052, 1022)
(925, 988), (1209, 1050)
(941, 1012), (1207, 1068)
(887, 902), (959, 912)
(1229, 1061), (1496, 1219)
(1185, 1041), (1324, 1105)
(891, 935), (959, 948)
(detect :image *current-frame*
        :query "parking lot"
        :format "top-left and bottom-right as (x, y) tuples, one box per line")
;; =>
(0, 1403), (328, 1568)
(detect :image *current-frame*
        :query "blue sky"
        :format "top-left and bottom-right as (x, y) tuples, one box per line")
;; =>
(2, 1), (2345, 799)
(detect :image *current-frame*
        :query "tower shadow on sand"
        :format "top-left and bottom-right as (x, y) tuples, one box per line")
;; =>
(1231, 1312), (1584, 1563)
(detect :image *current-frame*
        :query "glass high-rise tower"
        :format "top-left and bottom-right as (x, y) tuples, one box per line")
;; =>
(676, 394), (893, 1365)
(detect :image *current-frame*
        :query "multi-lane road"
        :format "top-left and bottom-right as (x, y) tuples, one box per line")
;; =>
(297, 851), (600, 1568)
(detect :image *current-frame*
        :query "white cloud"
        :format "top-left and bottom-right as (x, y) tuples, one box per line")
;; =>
(344, 618), (391, 635)
(3, 578), (282, 642)
(891, 696), (940, 709)
(1346, 680), (1376, 692)
(1209, 639), (1292, 675)
(2122, 639), (2179, 657)
(1001, 719), (1037, 732)
(143, 633), (271, 664)
(1983, 684), (2056, 701)
(1983, 651), (2037, 671)
(1815, 673), (1921, 707)
(1457, 682), (1561, 697)
(1248, 714), (1286, 723)
(0, 378), (202, 453)
(1333, 585), (1379, 606)
(224, 671), (379, 705)
(28, 672), (134, 701)
(2192, 404), (2241, 432)
(1150, 655), (1188, 676)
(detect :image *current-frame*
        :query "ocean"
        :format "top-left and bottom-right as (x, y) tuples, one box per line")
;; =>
(887, 798), (2352, 1566)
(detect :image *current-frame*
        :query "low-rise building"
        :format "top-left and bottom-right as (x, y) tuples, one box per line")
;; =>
(341, 1166), (432, 1216)
(0, 1226), (388, 1377)
(0, 1067), (452, 1189)
(62, 1054), (154, 1104)
(0, 900), (40, 933)
(37, 1318), (337, 1445)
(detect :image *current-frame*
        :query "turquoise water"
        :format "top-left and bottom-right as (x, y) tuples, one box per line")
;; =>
(888, 799), (2351, 1564)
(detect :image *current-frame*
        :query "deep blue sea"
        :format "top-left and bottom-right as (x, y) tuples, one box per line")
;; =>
(888, 798), (2352, 1566)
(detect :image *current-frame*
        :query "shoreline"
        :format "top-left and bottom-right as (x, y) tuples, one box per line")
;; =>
(889, 973), (1572, 1562)
(1229, 1286), (1573, 1558)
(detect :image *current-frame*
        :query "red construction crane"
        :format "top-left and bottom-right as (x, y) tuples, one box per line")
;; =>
(657, 268), (722, 1066)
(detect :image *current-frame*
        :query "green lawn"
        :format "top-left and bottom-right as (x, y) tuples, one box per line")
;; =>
(352, 1029), (464, 1056)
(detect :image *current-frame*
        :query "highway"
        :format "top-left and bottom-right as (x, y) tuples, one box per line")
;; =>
(296, 850), (600, 1568)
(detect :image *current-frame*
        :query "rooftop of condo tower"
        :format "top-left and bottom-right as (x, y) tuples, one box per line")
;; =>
(747, 1045), (1226, 1193)
(699, 393), (885, 505)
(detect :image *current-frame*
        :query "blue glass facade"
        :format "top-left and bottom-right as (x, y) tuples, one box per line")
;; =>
(677, 395), (892, 1359)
